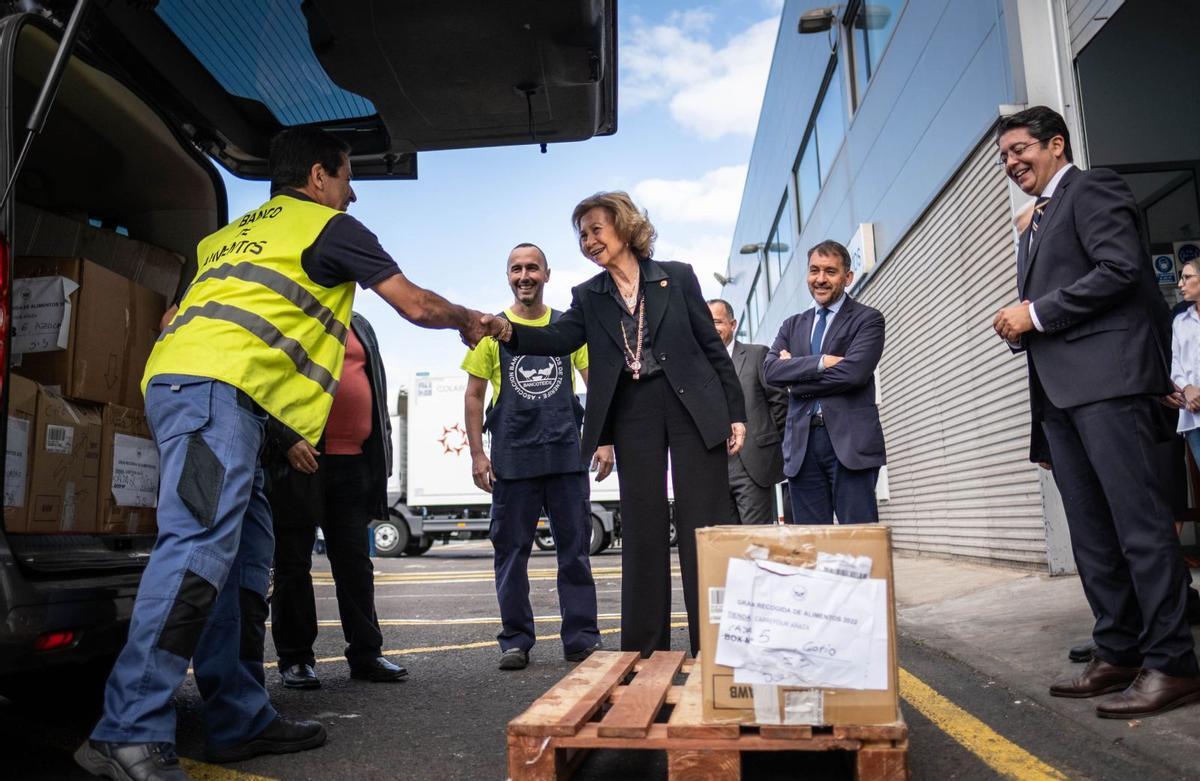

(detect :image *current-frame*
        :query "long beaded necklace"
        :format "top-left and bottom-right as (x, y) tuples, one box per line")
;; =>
(620, 294), (646, 380)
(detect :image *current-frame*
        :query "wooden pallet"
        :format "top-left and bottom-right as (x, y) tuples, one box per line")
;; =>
(507, 650), (908, 780)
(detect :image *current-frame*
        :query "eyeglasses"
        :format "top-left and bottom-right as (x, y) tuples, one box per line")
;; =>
(997, 140), (1044, 166)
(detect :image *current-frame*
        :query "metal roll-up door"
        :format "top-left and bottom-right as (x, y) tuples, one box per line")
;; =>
(1066, 0), (1125, 54)
(856, 135), (1048, 567)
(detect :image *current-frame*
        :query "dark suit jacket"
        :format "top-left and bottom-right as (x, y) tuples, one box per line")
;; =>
(1016, 166), (1173, 444)
(763, 297), (886, 476)
(730, 341), (787, 486)
(506, 258), (746, 457)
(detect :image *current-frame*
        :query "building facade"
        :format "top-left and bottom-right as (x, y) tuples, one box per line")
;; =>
(724, 0), (1200, 571)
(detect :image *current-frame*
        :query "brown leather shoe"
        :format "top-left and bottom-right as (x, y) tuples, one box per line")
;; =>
(1049, 658), (1139, 698)
(1095, 669), (1200, 719)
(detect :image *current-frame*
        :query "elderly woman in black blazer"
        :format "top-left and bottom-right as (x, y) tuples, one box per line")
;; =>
(495, 191), (746, 657)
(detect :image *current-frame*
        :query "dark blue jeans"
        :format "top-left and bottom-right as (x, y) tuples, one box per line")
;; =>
(489, 472), (599, 656)
(92, 377), (276, 750)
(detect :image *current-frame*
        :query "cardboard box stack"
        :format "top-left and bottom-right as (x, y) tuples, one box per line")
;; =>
(2, 240), (171, 535)
(697, 525), (899, 727)
(13, 257), (165, 409)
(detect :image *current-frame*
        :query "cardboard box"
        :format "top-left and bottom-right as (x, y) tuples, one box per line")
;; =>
(98, 404), (158, 535)
(4, 374), (39, 532)
(27, 388), (102, 533)
(14, 258), (164, 407)
(697, 525), (899, 726)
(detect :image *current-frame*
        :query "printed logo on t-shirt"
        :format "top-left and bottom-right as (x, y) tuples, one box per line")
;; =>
(507, 356), (564, 401)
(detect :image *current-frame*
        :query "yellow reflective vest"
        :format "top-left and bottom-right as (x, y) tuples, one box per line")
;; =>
(143, 194), (355, 445)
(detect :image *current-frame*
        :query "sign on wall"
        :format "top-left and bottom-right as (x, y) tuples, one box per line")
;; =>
(847, 223), (876, 293)
(1153, 253), (1178, 285)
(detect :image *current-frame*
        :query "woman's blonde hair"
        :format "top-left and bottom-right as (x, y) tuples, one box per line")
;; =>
(572, 191), (657, 258)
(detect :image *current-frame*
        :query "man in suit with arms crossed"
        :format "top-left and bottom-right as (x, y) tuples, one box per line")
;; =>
(993, 106), (1200, 717)
(763, 240), (886, 524)
(708, 299), (788, 523)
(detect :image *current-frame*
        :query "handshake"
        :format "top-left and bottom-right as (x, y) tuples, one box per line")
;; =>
(459, 311), (512, 348)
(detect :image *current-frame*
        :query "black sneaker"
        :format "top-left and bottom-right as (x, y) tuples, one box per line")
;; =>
(498, 648), (529, 670)
(74, 740), (192, 781)
(565, 642), (603, 663)
(205, 715), (326, 764)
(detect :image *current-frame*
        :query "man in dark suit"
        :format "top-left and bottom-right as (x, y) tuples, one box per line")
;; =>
(708, 299), (787, 523)
(993, 105), (1200, 718)
(763, 240), (886, 524)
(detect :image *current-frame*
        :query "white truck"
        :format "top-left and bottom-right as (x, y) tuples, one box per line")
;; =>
(371, 373), (642, 557)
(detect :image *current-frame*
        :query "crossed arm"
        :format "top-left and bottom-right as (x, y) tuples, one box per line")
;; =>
(763, 311), (885, 397)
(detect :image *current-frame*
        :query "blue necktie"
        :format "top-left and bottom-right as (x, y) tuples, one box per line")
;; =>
(810, 307), (829, 355)
(810, 307), (829, 415)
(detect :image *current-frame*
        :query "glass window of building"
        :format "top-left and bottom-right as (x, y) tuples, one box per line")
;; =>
(847, 0), (905, 108)
(736, 312), (749, 343)
(815, 60), (846, 183)
(796, 135), (820, 226)
(768, 191), (795, 285)
(746, 281), (761, 340)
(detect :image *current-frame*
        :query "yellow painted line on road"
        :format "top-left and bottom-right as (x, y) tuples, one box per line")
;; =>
(308, 611), (688, 627)
(315, 565), (628, 579)
(311, 566), (680, 587)
(292, 623), (689, 666)
(179, 758), (277, 780)
(899, 668), (1068, 781)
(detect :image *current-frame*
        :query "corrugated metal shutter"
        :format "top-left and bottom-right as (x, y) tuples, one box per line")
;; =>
(1065, 0), (1125, 53)
(856, 136), (1048, 567)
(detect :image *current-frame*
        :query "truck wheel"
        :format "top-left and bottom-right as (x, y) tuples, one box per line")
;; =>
(371, 516), (409, 557)
(533, 531), (556, 551)
(404, 536), (434, 556)
(668, 521), (678, 547)
(589, 515), (610, 556)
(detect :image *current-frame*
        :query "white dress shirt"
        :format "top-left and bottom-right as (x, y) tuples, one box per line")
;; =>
(725, 338), (735, 357)
(1172, 306), (1200, 433)
(1027, 163), (1075, 333)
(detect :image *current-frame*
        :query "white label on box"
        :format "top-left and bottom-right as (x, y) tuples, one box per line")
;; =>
(5, 417), (30, 507)
(709, 587), (725, 624)
(11, 276), (78, 354)
(111, 434), (159, 508)
(45, 424), (74, 454)
(717, 557), (889, 690)
(815, 552), (873, 579)
(752, 683), (781, 724)
(783, 689), (824, 725)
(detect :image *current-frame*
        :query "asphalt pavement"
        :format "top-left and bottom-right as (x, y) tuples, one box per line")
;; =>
(0, 540), (1194, 780)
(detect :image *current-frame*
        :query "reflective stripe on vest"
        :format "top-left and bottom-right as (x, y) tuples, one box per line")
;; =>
(143, 194), (355, 444)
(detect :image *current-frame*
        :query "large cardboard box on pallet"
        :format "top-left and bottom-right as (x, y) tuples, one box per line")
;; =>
(12, 257), (165, 408)
(697, 525), (899, 726)
(98, 405), (158, 535)
(4, 374), (39, 532)
(27, 388), (103, 533)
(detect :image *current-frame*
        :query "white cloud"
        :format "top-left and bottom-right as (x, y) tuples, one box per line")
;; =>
(654, 233), (734, 301)
(633, 164), (747, 228)
(622, 15), (779, 139)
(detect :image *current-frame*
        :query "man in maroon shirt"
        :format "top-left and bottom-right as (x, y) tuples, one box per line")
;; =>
(265, 312), (404, 687)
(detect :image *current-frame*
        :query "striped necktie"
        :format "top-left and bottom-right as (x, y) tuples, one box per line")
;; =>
(1030, 196), (1051, 234)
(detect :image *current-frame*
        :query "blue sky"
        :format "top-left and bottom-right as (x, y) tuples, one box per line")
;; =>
(219, 1), (783, 402)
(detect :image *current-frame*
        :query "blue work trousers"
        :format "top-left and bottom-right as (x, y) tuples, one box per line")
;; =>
(489, 472), (600, 656)
(92, 377), (277, 750)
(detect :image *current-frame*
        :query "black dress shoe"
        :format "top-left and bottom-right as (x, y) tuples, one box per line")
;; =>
(1068, 640), (1096, 663)
(1050, 658), (1140, 698)
(74, 740), (192, 781)
(280, 663), (321, 689)
(349, 656), (409, 682)
(564, 642), (603, 663)
(1096, 669), (1200, 718)
(206, 715), (326, 764)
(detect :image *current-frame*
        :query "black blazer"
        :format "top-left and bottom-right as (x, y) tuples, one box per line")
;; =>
(763, 296), (886, 475)
(506, 258), (746, 457)
(265, 313), (393, 520)
(1016, 166), (1172, 419)
(730, 341), (787, 486)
